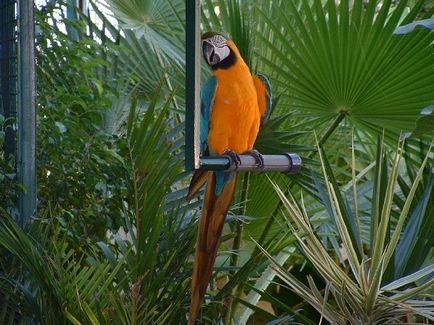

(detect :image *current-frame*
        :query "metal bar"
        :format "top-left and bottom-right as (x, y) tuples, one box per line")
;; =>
(200, 154), (302, 173)
(18, 0), (37, 225)
(0, 37), (18, 43)
(0, 57), (18, 62)
(66, 0), (79, 41)
(0, 0), (17, 160)
(199, 157), (231, 171)
(0, 22), (18, 29)
(185, 0), (201, 170)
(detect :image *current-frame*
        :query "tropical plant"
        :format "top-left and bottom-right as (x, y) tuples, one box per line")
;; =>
(0, 83), (197, 323)
(0, 115), (21, 217)
(257, 137), (434, 324)
(1, 3), (196, 323)
(256, 0), (434, 137)
(212, 1), (434, 321)
(101, 0), (185, 64)
(2, 0), (433, 323)
(36, 2), (129, 240)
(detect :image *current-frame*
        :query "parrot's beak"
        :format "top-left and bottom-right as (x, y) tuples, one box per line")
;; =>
(202, 41), (218, 66)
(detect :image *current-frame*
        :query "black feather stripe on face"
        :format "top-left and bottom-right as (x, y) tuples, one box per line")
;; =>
(212, 50), (237, 70)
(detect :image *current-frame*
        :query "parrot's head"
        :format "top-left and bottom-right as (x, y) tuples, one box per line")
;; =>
(201, 32), (236, 70)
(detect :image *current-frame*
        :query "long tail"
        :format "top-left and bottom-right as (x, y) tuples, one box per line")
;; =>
(187, 170), (209, 202)
(188, 172), (238, 325)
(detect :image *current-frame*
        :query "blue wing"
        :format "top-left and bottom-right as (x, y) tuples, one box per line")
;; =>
(199, 76), (234, 196)
(253, 73), (272, 125)
(200, 76), (217, 156)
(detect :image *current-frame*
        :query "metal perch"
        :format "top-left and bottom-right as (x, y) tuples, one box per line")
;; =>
(199, 154), (302, 173)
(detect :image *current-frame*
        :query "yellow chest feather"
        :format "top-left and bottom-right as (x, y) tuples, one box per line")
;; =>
(207, 63), (261, 155)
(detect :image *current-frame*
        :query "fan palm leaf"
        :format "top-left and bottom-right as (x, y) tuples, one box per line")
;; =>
(257, 0), (434, 136)
(100, 0), (185, 65)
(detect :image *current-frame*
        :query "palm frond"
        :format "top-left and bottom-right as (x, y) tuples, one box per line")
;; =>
(100, 0), (185, 65)
(260, 137), (434, 323)
(257, 0), (434, 135)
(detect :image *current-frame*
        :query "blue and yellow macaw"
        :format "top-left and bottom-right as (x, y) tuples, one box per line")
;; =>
(187, 32), (271, 324)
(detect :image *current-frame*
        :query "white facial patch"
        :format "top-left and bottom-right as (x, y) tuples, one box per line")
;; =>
(211, 35), (227, 48)
(211, 35), (230, 63)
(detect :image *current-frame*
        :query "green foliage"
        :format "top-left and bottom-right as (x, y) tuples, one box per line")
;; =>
(36, 4), (130, 241)
(188, 1), (434, 323)
(0, 127), (20, 217)
(0, 210), (129, 324)
(2, 3), (195, 323)
(259, 137), (434, 323)
(392, 140), (434, 279)
(1, 0), (433, 323)
(405, 105), (434, 138)
(257, 0), (434, 136)
(102, 0), (185, 64)
(0, 83), (195, 324)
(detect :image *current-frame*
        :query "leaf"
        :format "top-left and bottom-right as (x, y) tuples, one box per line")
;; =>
(407, 105), (434, 138)
(101, 0), (185, 64)
(55, 121), (67, 133)
(394, 178), (434, 278)
(81, 301), (100, 325)
(64, 309), (83, 325)
(260, 135), (434, 323)
(317, 144), (363, 261)
(382, 263), (434, 291)
(257, 0), (434, 137)
(234, 250), (292, 324)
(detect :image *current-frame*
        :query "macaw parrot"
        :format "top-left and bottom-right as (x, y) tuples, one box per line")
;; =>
(187, 32), (271, 325)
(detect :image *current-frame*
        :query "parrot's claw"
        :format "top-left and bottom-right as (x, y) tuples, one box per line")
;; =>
(223, 149), (242, 166)
(245, 149), (265, 169)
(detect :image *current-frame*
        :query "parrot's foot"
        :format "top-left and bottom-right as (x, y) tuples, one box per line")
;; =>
(223, 149), (242, 166)
(245, 149), (265, 169)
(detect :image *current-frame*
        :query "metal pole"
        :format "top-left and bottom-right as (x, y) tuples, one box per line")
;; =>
(18, 0), (36, 225)
(199, 154), (302, 173)
(185, 0), (201, 170)
(0, 0), (18, 160)
(66, 0), (79, 41)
